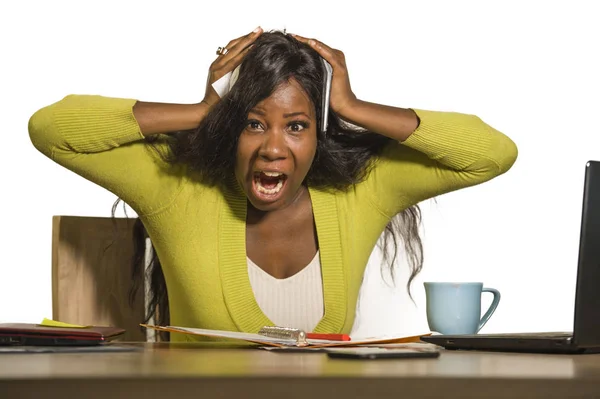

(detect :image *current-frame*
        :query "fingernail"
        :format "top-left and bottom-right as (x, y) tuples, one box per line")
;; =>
(253, 26), (262, 33)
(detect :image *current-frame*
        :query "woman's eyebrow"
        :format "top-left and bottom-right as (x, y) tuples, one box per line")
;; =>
(283, 111), (311, 119)
(249, 108), (265, 116)
(249, 109), (312, 119)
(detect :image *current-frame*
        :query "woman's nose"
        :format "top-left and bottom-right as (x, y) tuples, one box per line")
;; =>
(258, 131), (287, 161)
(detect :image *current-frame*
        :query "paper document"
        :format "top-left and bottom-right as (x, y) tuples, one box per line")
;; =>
(142, 324), (430, 348)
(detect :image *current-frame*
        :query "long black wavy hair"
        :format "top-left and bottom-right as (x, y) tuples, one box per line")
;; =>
(114, 31), (423, 333)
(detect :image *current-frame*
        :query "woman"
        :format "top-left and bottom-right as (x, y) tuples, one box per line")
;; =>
(28, 28), (518, 340)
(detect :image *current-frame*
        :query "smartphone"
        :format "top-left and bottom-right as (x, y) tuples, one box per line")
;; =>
(326, 347), (440, 360)
(320, 58), (333, 133)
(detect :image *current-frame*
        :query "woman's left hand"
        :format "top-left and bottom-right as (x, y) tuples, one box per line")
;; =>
(292, 34), (358, 119)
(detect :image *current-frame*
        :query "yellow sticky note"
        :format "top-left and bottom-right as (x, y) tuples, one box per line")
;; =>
(39, 318), (91, 328)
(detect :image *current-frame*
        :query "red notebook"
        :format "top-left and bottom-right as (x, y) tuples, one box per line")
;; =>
(0, 323), (125, 346)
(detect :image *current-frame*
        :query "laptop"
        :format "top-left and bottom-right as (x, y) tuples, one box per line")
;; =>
(422, 160), (600, 354)
(0, 323), (125, 346)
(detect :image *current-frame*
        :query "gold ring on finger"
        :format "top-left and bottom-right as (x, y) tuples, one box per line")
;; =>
(216, 46), (229, 56)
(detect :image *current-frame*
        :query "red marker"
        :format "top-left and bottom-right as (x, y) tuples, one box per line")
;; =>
(306, 333), (351, 341)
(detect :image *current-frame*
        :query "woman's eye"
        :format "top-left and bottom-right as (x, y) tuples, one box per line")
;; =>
(246, 120), (263, 131)
(289, 121), (308, 132)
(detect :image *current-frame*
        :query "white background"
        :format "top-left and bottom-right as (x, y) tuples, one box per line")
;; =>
(1, 0), (598, 337)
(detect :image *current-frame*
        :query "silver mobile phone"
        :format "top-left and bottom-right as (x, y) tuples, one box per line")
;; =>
(321, 58), (333, 134)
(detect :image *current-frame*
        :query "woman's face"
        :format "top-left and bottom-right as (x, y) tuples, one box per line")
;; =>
(235, 79), (317, 212)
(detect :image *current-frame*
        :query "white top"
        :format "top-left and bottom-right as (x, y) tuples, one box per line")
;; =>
(247, 251), (324, 332)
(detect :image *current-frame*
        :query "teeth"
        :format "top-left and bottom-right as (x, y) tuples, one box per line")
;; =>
(256, 179), (284, 195)
(263, 171), (282, 177)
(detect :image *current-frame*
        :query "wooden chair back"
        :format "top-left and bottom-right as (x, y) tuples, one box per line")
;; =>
(51, 215), (148, 341)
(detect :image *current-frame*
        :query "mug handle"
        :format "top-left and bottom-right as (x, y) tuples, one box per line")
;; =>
(477, 288), (501, 332)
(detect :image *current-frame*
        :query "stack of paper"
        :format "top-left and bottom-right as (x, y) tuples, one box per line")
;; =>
(142, 324), (430, 348)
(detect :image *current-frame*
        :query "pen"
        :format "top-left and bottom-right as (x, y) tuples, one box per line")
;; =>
(306, 333), (351, 341)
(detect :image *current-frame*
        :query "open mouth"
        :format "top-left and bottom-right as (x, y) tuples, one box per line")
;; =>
(252, 171), (288, 201)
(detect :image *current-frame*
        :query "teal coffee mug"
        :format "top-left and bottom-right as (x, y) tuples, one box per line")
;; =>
(424, 282), (501, 335)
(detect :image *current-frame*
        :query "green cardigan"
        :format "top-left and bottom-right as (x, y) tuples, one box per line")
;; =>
(29, 95), (518, 340)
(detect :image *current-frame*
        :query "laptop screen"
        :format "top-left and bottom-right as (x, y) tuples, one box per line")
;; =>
(573, 161), (600, 347)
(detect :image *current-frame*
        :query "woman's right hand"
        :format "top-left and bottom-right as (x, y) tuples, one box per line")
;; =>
(202, 27), (263, 109)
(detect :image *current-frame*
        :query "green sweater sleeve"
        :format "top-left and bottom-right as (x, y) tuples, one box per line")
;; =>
(28, 94), (185, 216)
(365, 109), (518, 217)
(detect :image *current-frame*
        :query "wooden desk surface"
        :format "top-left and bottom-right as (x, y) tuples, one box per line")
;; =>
(2, 343), (600, 399)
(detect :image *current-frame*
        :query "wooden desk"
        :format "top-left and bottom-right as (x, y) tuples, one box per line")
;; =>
(2, 343), (600, 399)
